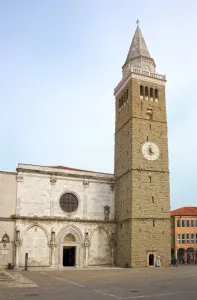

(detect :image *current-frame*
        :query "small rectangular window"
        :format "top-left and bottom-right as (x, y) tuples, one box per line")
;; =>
(177, 220), (180, 227)
(126, 89), (128, 100)
(191, 220), (194, 227)
(187, 220), (190, 227)
(149, 176), (151, 183)
(177, 234), (181, 244)
(182, 220), (186, 227)
(186, 234), (190, 244)
(153, 220), (155, 227)
(147, 108), (153, 120)
(182, 234), (185, 244)
(191, 234), (194, 244)
(152, 196), (154, 203)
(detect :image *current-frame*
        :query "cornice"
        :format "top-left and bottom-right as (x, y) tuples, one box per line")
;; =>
(9, 216), (116, 224)
(16, 168), (115, 184)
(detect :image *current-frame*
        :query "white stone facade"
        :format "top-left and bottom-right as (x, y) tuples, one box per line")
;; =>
(0, 164), (116, 268)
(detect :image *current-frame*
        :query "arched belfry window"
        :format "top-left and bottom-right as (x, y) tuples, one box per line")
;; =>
(140, 85), (144, 98)
(155, 88), (159, 99)
(145, 86), (149, 97)
(60, 193), (78, 213)
(150, 87), (154, 98)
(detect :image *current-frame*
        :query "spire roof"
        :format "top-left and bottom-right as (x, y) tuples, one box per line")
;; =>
(125, 26), (151, 63)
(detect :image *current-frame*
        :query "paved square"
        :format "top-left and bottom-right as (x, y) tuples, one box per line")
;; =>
(1, 266), (197, 300)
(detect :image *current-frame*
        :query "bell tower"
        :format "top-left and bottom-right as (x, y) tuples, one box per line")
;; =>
(114, 23), (170, 267)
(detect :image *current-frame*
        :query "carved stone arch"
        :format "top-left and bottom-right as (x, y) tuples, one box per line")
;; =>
(90, 225), (110, 243)
(19, 223), (50, 267)
(21, 223), (50, 245)
(56, 224), (83, 244)
(89, 226), (111, 266)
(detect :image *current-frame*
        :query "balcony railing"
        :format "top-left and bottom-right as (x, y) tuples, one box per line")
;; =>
(114, 68), (166, 94)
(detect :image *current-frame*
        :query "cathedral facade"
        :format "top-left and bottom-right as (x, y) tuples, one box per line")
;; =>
(0, 25), (171, 269)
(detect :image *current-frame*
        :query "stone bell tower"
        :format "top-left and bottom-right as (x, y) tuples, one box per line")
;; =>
(114, 23), (171, 267)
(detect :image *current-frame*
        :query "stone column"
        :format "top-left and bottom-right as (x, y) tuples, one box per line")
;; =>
(15, 228), (21, 268)
(50, 243), (57, 268)
(83, 231), (90, 268)
(109, 230), (116, 267)
(50, 228), (57, 268)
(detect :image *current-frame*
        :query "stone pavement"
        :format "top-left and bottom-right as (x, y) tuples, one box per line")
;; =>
(0, 265), (197, 300)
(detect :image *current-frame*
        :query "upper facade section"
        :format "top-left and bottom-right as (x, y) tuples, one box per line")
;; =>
(122, 25), (156, 78)
(171, 207), (197, 217)
(16, 164), (115, 221)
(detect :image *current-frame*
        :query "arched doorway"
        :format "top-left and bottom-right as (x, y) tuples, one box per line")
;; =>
(177, 248), (185, 264)
(63, 234), (76, 267)
(187, 248), (194, 264)
(149, 254), (154, 266)
(56, 225), (83, 268)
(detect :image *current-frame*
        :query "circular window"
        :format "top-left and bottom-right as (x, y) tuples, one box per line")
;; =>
(60, 193), (78, 213)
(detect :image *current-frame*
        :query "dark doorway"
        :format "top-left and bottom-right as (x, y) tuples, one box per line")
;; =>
(177, 248), (185, 264)
(187, 248), (194, 264)
(63, 246), (76, 267)
(149, 254), (154, 266)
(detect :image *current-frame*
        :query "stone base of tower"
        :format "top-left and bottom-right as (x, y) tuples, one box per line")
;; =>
(130, 219), (171, 268)
(115, 219), (171, 268)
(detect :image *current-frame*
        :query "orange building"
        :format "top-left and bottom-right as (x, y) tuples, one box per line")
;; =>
(171, 207), (197, 264)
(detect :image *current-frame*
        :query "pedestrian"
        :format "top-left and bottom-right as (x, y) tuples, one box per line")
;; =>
(173, 258), (177, 267)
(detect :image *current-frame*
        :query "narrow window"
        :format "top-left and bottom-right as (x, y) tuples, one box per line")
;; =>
(177, 220), (180, 227)
(153, 220), (155, 227)
(150, 123), (152, 130)
(119, 98), (121, 108)
(191, 220), (194, 227)
(121, 95), (124, 106)
(177, 234), (181, 244)
(126, 89), (128, 100)
(187, 220), (190, 227)
(147, 136), (149, 141)
(147, 108), (153, 120)
(145, 86), (148, 97)
(150, 87), (154, 98)
(182, 234), (185, 244)
(123, 92), (126, 104)
(155, 88), (159, 99)
(182, 220), (185, 227)
(196, 220), (197, 227)
(186, 234), (190, 244)
(149, 176), (152, 183)
(191, 233), (194, 244)
(120, 223), (122, 229)
(140, 85), (144, 96)
(152, 196), (154, 203)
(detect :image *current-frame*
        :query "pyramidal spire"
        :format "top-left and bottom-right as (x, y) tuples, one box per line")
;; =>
(122, 22), (156, 77)
(125, 26), (151, 62)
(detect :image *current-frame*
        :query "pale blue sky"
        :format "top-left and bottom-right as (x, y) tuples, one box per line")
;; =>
(1, 0), (197, 209)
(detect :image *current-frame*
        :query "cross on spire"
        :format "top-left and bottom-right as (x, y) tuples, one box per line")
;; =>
(136, 19), (140, 27)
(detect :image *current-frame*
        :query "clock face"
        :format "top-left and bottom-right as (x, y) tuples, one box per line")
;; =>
(142, 142), (160, 161)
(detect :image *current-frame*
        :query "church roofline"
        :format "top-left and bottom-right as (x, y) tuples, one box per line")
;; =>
(17, 163), (114, 180)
